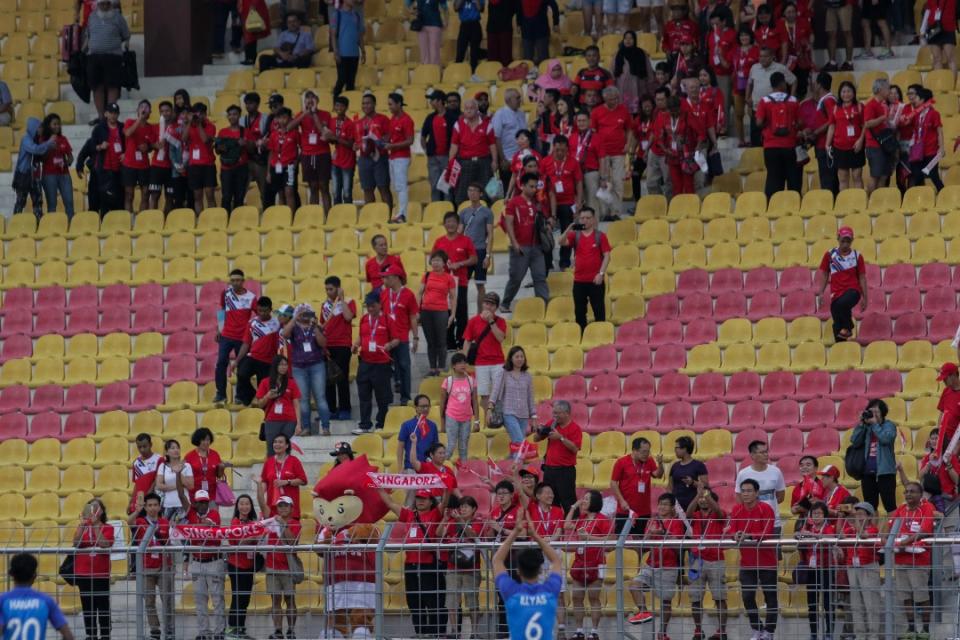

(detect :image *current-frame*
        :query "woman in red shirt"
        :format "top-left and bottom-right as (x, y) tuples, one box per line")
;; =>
(227, 494), (258, 637)
(841, 501), (882, 640)
(556, 96), (577, 139)
(38, 113), (74, 219)
(907, 86), (945, 190)
(698, 67), (727, 137)
(73, 498), (115, 640)
(564, 490), (612, 640)
(419, 250), (458, 376)
(258, 433), (308, 517)
(654, 95), (699, 195)
(506, 130), (543, 199)
(410, 441), (460, 498)
(706, 6), (736, 113)
(924, 0), (957, 75)
(184, 427), (227, 503)
(826, 80), (865, 190)
(438, 495), (484, 638)
(732, 26), (760, 147)
(254, 354), (303, 456)
(796, 501), (837, 640)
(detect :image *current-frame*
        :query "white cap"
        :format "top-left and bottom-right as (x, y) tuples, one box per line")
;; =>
(194, 490), (211, 501)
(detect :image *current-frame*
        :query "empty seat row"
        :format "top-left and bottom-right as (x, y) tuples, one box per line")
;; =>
(0, 305), (217, 338)
(0, 281), (257, 312)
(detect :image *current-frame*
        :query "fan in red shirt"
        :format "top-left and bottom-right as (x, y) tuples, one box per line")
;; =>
(185, 103), (218, 215)
(410, 441), (459, 498)
(265, 107), (299, 206)
(572, 46), (614, 105)
(184, 430), (226, 502)
(560, 207), (611, 331)
(790, 455), (825, 519)
(610, 437), (664, 536)
(386, 94), (416, 222)
(589, 88), (635, 219)
(652, 95), (700, 195)
(753, 5), (786, 60)
(330, 96), (358, 205)
(801, 76), (838, 195)
(122, 100), (156, 213)
(662, 3), (700, 54)
(262, 495), (301, 630)
(38, 114), (74, 217)
(756, 72), (802, 197)
(128, 492), (172, 573)
(817, 464), (851, 518)
(377, 487), (446, 573)
(726, 478), (779, 638)
(73, 499), (116, 581)
(290, 91), (333, 212)
(563, 490), (613, 633)
(356, 94), (395, 212)
(226, 494), (259, 637)
(706, 9), (737, 87)
(185, 490), (223, 562)
(433, 211), (477, 349)
(570, 112), (601, 178)
(626, 493), (686, 629)
(907, 88), (945, 190)
(732, 33), (760, 145)
(684, 486), (729, 640)
(353, 294), (401, 432)
(781, 4), (813, 90)
(826, 81), (866, 191)
(230, 296), (283, 406)
(447, 100), (498, 206)
(888, 483), (937, 635)
(842, 501), (883, 640)
(506, 130), (542, 198)
(795, 501), (837, 638)
(815, 225), (868, 342)
(364, 233), (406, 292)
(935, 362), (960, 462)
(542, 136), (583, 271)
(321, 277), (356, 420)
(258, 428), (307, 518)
(500, 173), (550, 309)
(486, 480), (522, 541)
(520, 479), (566, 539)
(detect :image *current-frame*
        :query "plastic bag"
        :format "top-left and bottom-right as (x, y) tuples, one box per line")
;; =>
(485, 176), (504, 200)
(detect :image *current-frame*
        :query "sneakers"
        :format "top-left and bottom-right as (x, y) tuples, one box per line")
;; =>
(877, 48), (896, 59)
(499, 305), (512, 314)
(707, 633), (727, 640)
(854, 50), (875, 59)
(822, 61), (839, 71)
(759, 632), (774, 640)
(587, 633), (599, 640)
(268, 631), (284, 640)
(840, 61), (854, 71)
(351, 427), (370, 435)
(628, 611), (654, 624)
(692, 631), (705, 640)
(572, 632), (586, 640)
(212, 394), (227, 404)
(285, 631), (296, 639)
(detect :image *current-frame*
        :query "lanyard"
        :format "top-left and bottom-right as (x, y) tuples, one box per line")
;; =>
(368, 315), (380, 338)
(275, 454), (288, 481)
(387, 288), (399, 315)
(554, 157), (566, 179)
(576, 130), (592, 160)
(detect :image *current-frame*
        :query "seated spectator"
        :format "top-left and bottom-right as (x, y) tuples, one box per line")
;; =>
(259, 12), (315, 71)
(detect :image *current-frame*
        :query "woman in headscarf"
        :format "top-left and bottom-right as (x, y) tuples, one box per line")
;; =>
(239, 0), (270, 66)
(531, 59), (573, 102)
(612, 31), (655, 114)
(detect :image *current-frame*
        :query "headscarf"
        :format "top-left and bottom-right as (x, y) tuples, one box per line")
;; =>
(614, 30), (649, 79)
(535, 59), (573, 92)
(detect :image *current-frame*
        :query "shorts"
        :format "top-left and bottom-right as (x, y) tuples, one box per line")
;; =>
(581, 0), (601, 7)
(468, 248), (488, 284)
(187, 164), (217, 190)
(325, 581), (377, 612)
(834, 147), (866, 170)
(895, 565), (930, 603)
(569, 565), (603, 586)
(266, 570), (296, 595)
(866, 146), (895, 178)
(602, 0), (632, 13)
(122, 166), (149, 188)
(271, 163), (298, 188)
(689, 558), (727, 601)
(358, 155), (389, 190)
(446, 570), (481, 611)
(862, 0), (892, 20)
(633, 566), (678, 600)
(474, 364), (501, 396)
(825, 4), (853, 31)
(148, 166), (171, 193)
(86, 53), (123, 90)
(928, 29), (957, 46)
(301, 153), (332, 183)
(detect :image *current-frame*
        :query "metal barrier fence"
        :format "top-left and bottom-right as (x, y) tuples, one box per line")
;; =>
(1, 515), (959, 640)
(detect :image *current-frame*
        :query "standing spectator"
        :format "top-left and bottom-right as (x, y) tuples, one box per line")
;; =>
(643, 88), (671, 197)
(214, 270), (255, 405)
(486, 0), (517, 66)
(226, 495), (258, 640)
(132, 433), (162, 494)
(823, 0), (854, 71)
(38, 114), (74, 218)
(492, 89), (528, 191)
(850, 398), (899, 513)
(517, 0), (558, 64)
(290, 91), (333, 212)
(790, 455), (825, 521)
(667, 435), (709, 511)
(756, 72), (801, 197)
(732, 27), (759, 148)
(908, 87), (945, 190)
(489, 346), (537, 443)
(352, 293), (400, 434)
(398, 395), (440, 474)
(533, 399), (582, 513)
(590, 87), (634, 220)
(449, 99), (498, 207)
(706, 8), (736, 117)
(253, 355), (303, 455)
(563, 491), (612, 640)
(364, 235), (406, 295)
(819, 463), (852, 516)
(500, 173), (549, 311)
(735, 440), (786, 532)
(264, 107), (298, 206)
(652, 96), (696, 196)
(662, 2), (700, 55)
(610, 437), (664, 536)
(84, 0), (130, 121)
(826, 81), (866, 191)
(803, 72), (839, 195)
(454, 0), (484, 70)
(923, 0), (957, 75)
(461, 291), (507, 404)
(626, 494), (686, 630)
(815, 226), (868, 342)
(282, 305), (331, 435)
(423, 90), (457, 202)
(121, 100), (155, 213)
(685, 484), (729, 640)
(680, 75), (716, 192)
(572, 47), (614, 106)
(581, 0), (603, 38)
(186, 491), (226, 640)
(602, 0), (630, 37)
(419, 250), (458, 376)
(433, 212), (477, 350)
(476, 91), (491, 117)
(459, 185), (494, 308)
(216, 105), (249, 212)
(239, 0), (270, 65)
(888, 482), (936, 638)
(381, 264), (419, 407)
(408, 0), (448, 65)
(0, 79), (13, 126)
(386, 94), (415, 222)
(330, 0), (365, 95)
(796, 501), (837, 639)
(440, 353), (480, 461)
(264, 496), (302, 639)
(185, 103), (218, 215)
(259, 12), (315, 71)
(230, 296), (281, 406)
(90, 103), (123, 214)
(329, 96), (357, 204)
(185, 428), (226, 503)
(505, 130), (542, 198)
(153, 439), (193, 522)
(147, 100), (174, 211)
(560, 207), (610, 331)
(438, 496), (484, 636)
(699, 68), (728, 138)
(240, 93), (268, 206)
(321, 276), (356, 420)
(72, 499), (114, 640)
(781, 2), (814, 99)
(936, 362), (960, 465)
(726, 479), (779, 640)
(545, 136), (585, 271)
(613, 32), (656, 115)
(356, 95), (393, 212)
(211, 0), (241, 58)
(752, 5), (783, 59)
(128, 493), (173, 640)
(746, 47), (796, 147)
(863, 78), (894, 194)
(860, 0), (895, 59)
(843, 502), (882, 640)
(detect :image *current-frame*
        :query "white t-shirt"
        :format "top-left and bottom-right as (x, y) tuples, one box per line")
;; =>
(157, 461), (194, 509)
(735, 464), (787, 527)
(133, 453), (162, 482)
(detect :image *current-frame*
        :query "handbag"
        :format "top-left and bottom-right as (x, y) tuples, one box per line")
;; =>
(874, 127), (898, 155)
(215, 480), (236, 506)
(844, 422), (867, 481)
(59, 553), (77, 586)
(244, 9), (266, 33)
(909, 140), (925, 163)
(286, 552), (306, 584)
(486, 371), (507, 428)
(706, 151), (724, 177)
(325, 356), (344, 385)
(535, 213), (555, 254)
(121, 50), (140, 91)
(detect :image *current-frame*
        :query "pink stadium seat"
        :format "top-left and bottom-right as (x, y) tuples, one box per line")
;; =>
(197, 306), (220, 331)
(828, 370), (867, 401)
(922, 286), (957, 316)
(679, 292), (713, 323)
(733, 427), (769, 460)
(799, 397), (836, 431)
(836, 397), (864, 428)
(102, 283), (131, 307)
(27, 385), (63, 414)
(555, 375), (587, 403)
(33, 308), (65, 337)
(710, 268), (743, 295)
(730, 400), (765, 432)
(692, 400), (728, 432)
(586, 373), (621, 405)
(133, 305), (164, 333)
(35, 285), (66, 312)
(163, 304), (198, 334)
(199, 281), (227, 303)
(690, 372), (725, 402)
(620, 372), (655, 405)
(918, 263), (951, 291)
(655, 372), (690, 402)
(585, 400), (623, 434)
(715, 292), (747, 321)
(892, 312), (927, 343)
(69, 285), (99, 308)
(64, 306), (99, 337)
(704, 455), (737, 484)
(684, 319), (717, 346)
(930, 311), (960, 342)
(167, 355), (199, 382)
(165, 282), (198, 309)
(866, 369), (903, 397)
(536, 400), (553, 422)
(164, 331), (198, 359)
(861, 287), (886, 315)
(0, 386), (29, 414)
(63, 411), (96, 439)
(744, 267), (778, 295)
(617, 345), (652, 375)
(747, 290), (781, 321)
(99, 306), (131, 335)
(0, 333), (31, 362)
(646, 294), (680, 323)
(660, 401), (694, 429)
(62, 384), (97, 413)
(777, 266), (813, 293)
(795, 370), (832, 401)
(649, 320), (683, 346)
(581, 345), (617, 376)
(759, 370), (796, 401)
(26, 411), (61, 442)
(464, 487), (491, 514)
(129, 381), (164, 411)
(131, 356), (163, 385)
(714, 485), (737, 512)
(769, 428), (803, 459)
(570, 401), (589, 426)
(134, 283), (164, 308)
(96, 382), (131, 412)
(1, 307), (33, 337)
(676, 269), (709, 298)
(615, 319), (648, 348)
(856, 313), (893, 344)
(765, 399), (800, 429)
(887, 289), (922, 318)
(864, 263), (882, 288)
(625, 401), (658, 428)
(197, 354), (217, 383)
(726, 371), (761, 401)
(782, 291), (818, 321)
(883, 263), (916, 292)
(0, 288), (33, 315)
(777, 454), (802, 485)
(804, 427), (840, 457)
(0, 412), (28, 438)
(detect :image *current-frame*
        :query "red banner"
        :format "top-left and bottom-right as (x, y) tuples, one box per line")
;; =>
(171, 520), (268, 542)
(366, 472), (446, 490)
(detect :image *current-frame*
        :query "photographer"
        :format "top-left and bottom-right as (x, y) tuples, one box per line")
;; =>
(184, 102), (218, 215)
(849, 398), (898, 513)
(533, 399), (582, 513)
(282, 304), (331, 437)
(560, 206), (610, 332)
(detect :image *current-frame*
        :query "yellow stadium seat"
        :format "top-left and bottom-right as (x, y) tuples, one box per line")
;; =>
(666, 194), (700, 221)
(62, 438), (96, 469)
(605, 219), (637, 246)
(636, 219), (670, 248)
(737, 148), (764, 175)
(708, 241), (741, 269)
(0, 358), (32, 388)
(875, 237), (910, 266)
(25, 438), (61, 469)
(514, 323), (547, 349)
(611, 294), (645, 324)
(773, 239), (808, 268)
(158, 381), (199, 412)
(547, 322), (581, 351)
(856, 340), (895, 371)
(756, 342), (790, 373)
(799, 189), (833, 217)
(834, 188), (867, 216)
(98, 436), (131, 465)
(634, 195), (667, 221)
(874, 211), (906, 238)
(675, 243), (706, 271)
(0, 440), (28, 466)
(898, 340), (933, 371)
(732, 191), (766, 219)
(32, 358), (64, 387)
(643, 269), (675, 297)
(718, 319), (752, 346)
(738, 217), (771, 246)
(765, 190), (800, 219)
(899, 367), (938, 399)
(227, 206), (260, 232)
(825, 341), (862, 372)
(740, 242), (774, 270)
(905, 396), (940, 428)
(544, 297), (574, 326)
(60, 465), (95, 496)
(582, 322), (614, 351)
(786, 317), (822, 346)
(328, 228), (359, 253)
(0, 467), (24, 494)
(900, 185), (935, 214)
(700, 192), (732, 220)
(704, 218), (736, 247)
(0, 494), (25, 521)
(606, 245), (640, 274)
(25, 465), (61, 497)
(548, 346), (583, 378)
(34, 335), (65, 361)
(547, 271), (573, 299)
(590, 432), (626, 463)
(911, 236), (946, 265)
(699, 429), (733, 458)
(754, 318), (787, 345)
(868, 186), (901, 214)
(683, 344), (721, 374)
(771, 217), (804, 244)
(906, 209), (941, 240)
(789, 341), (826, 373)
(63, 357), (97, 386)
(95, 412), (129, 441)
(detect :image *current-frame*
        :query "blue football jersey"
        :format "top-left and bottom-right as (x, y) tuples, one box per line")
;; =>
(496, 572), (563, 640)
(0, 586), (67, 640)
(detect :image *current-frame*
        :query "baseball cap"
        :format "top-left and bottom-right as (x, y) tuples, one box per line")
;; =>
(330, 441), (353, 457)
(483, 292), (501, 307)
(854, 501), (876, 516)
(818, 464), (840, 480)
(428, 89), (447, 102)
(277, 304), (295, 317)
(268, 93), (284, 106)
(474, 91), (489, 99)
(274, 495), (294, 507)
(938, 362), (959, 381)
(105, 102), (120, 113)
(518, 468), (538, 479)
(415, 489), (433, 499)
(838, 226), (855, 239)
(194, 489), (211, 501)
(381, 263), (404, 278)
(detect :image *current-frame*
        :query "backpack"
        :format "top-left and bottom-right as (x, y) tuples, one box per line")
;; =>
(442, 375), (474, 418)
(216, 127), (245, 166)
(844, 422), (867, 481)
(574, 229), (602, 252)
(766, 94), (794, 137)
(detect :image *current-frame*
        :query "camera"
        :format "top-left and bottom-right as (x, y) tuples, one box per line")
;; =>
(572, 223), (585, 231)
(303, 310), (317, 320)
(861, 409), (875, 422)
(537, 425), (553, 437)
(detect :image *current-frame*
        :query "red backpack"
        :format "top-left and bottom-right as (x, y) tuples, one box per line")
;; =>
(767, 94), (795, 137)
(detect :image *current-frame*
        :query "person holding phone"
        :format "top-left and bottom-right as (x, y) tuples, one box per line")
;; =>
(559, 206), (610, 332)
(282, 304), (331, 436)
(72, 499), (114, 640)
(254, 354), (303, 455)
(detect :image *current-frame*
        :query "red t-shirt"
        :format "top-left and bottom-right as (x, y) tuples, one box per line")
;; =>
(611, 454), (659, 516)
(843, 523), (881, 566)
(590, 104), (632, 157)
(123, 119), (156, 170)
(645, 516), (686, 568)
(570, 514), (613, 568)
(297, 110), (332, 156)
(220, 287), (257, 341)
(399, 507), (443, 564)
(264, 518), (302, 570)
(185, 507), (222, 560)
(572, 66), (614, 103)
(357, 312), (399, 364)
(451, 116), (495, 159)
(570, 129), (601, 170)
(186, 120), (217, 166)
(937, 386), (960, 455)
(321, 298), (356, 348)
(381, 286), (419, 342)
(418, 460), (457, 497)
(652, 111), (698, 163)
(268, 128), (298, 167)
(818, 248), (865, 299)
(510, 148), (542, 178)
(756, 93), (799, 148)
(243, 316), (282, 363)
(74, 523), (115, 576)
(331, 116), (357, 169)
(662, 18), (700, 53)
(829, 103), (864, 151)
(792, 475), (825, 509)
(733, 45), (760, 95)
(811, 94), (837, 150)
(103, 125), (123, 171)
(131, 516), (171, 570)
(725, 501), (776, 568)
(799, 521), (836, 567)
(541, 155), (582, 206)
(914, 105), (942, 158)
(566, 229), (611, 283)
(488, 503), (521, 537)
(184, 449), (222, 500)
(255, 376), (302, 424)
(433, 234), (476, 287)
(527, 502), (565, 537)
(888, 500), (936, 566)
(388, 112), (415, 159)
(260, 453), (308, 518)
(863, 97), (888, 149)
(356, 113), (391, 158)
(463, 315), (507, 365)
(504, 195), (539, 247)
(431, 114), (450, 156)
(753, 22), (783, 52)
(420, 270), (457, 311)
(41, 135), (73, 176)
(927, 0), (957, 31)
(227, 517), (257, 570)
(823, 483), (851, 514)
(365, 254), (406, 289)
(707, 26), (737, 75)
(544, 421), (583, 467)
(690, 509), (727, 562)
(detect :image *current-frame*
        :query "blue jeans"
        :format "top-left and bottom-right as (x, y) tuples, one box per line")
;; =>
(502, 415), (528, 444)
(392, 341), (412, 403)
(332, 166), (354, 204)
(41, 174), (74, 219)
(291, 361), (331, 433)
(215, 337), (244, 399)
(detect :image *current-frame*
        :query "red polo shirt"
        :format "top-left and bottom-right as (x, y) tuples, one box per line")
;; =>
(365, 254), (406, 289)
(707, 26), (737, 76)
(570, 129), (600, 170)
(380, 286), (419, 342)
(357, 312), (399, 364)
(888, 500), (936, 566)
(611, 454), (659, 516)
(451, 116), (495, 159)
(544, 420), (582, 467)
(463, 315), (507, 365)
(432, 234), (476, 287)
(541, 155), (582, 206)
(914, 105), (942, 158)
(644, 517), (686, 567)
(590, 104), (632, 157)
(863, 96), (888, 149)
(186, 120), (217, 166)
(356, 112), (391, 158)
(331, 116), (357, 169)
(268, 128), (298, 167)
(297, 110), (332, 156)
(829, 103), (864, 151)
(690, 510), (727, 562)
(725, 501), (776, 568)
(388, 111), (415, 159)
(399, 507), (443, 564)
(504, 195), (539, 247)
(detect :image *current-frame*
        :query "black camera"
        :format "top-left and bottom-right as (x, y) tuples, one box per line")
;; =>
(861, 409), (874, 422)
(537, 425), (553, 437)
(572, 223), (585, 231)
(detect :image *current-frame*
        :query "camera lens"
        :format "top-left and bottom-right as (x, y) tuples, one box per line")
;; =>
(861, 410), (873, 421)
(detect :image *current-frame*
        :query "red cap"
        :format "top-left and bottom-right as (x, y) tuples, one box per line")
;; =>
(474, 91), (489, 99)
(381, 263), (403, 278)
(937, 362), (959, 381)
(818, 464), (840, 480)
(837, 226), (854, 239)
(415, 489), (433, 499)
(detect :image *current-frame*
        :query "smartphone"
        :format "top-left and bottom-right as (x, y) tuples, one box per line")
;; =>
(572, 223), (586, 231)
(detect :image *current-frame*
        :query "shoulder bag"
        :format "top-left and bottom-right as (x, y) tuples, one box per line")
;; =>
(844, 422), (867, 481)
(58, 553), (77, 586)
(286, 551), (306, 584)
(466, 322), (493, 365)
(486, 370), (507, 428)
(535, 212), (555, 254)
